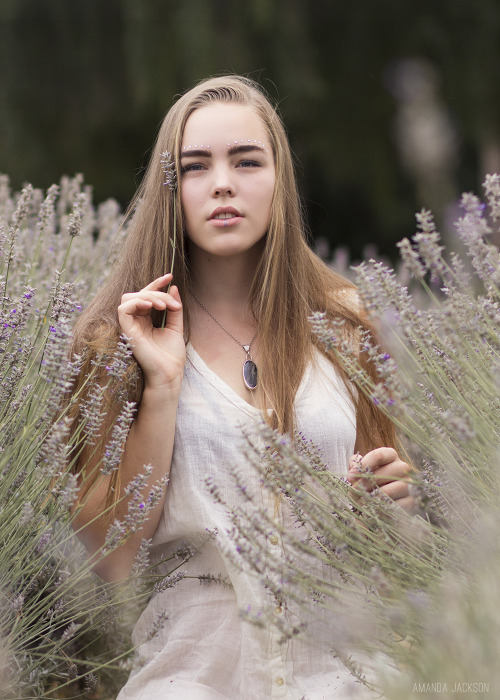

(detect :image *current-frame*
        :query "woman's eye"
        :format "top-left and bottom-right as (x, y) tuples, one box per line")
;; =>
(237, 160), (261, 168)
(181, 163), (205, 174)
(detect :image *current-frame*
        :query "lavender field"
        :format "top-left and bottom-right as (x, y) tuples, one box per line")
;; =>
(1, 173), (498, 698)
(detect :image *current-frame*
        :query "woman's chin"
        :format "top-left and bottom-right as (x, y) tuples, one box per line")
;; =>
(189, 235), (266, 261)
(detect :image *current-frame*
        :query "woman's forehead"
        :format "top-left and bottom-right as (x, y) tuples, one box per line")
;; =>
(182, 103), (270, 150)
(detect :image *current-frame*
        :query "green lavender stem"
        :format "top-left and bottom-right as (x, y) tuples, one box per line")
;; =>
(161, 202), (176, 329)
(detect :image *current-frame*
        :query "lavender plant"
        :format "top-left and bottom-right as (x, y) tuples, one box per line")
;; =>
(0, 175), (188, 699)
(222, 176), (500, 697)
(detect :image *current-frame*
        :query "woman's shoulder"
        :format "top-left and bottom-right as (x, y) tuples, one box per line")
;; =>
(334, 285), (361, 312)
(316, 260), (358, 305)
(322, 276), (362, 320)
(315, 278), (365, 353)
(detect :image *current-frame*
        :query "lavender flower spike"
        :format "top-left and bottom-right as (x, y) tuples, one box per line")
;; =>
(67, 191), (87, 237)
(160, 150), (178, 191)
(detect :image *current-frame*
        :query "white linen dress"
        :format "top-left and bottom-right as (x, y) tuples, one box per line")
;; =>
(117, 343), (372, 700)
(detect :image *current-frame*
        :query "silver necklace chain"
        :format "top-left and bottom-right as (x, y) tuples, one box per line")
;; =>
(189, 291), (258, 358)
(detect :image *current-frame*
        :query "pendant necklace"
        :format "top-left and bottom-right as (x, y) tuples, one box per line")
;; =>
(189, 291), (258, 390)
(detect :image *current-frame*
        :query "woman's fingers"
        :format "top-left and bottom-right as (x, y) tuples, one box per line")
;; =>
(351, 462), (410, 486)
(378, 478), (410, 500)
(347, 448), (412, 496)
(349, 447), (398, 472)
(143, 273), (173, 291)
(118, 293), (181, 329)
(348, 449), (408, 480)
(347, 448), (418, 512)
(116, 280), (185, 388)
(119, 274), (181, 315)
(163, 285), (183, 334)
(120, 290), (181, 309)
(117, 278), (183, 341)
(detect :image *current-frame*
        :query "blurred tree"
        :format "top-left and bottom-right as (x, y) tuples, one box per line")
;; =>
(1, 0), (499, 258)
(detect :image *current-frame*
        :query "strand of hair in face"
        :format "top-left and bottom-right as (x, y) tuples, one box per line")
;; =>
(160, 150), (178, 328)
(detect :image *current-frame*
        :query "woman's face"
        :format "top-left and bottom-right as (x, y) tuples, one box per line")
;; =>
(180, 103), (276, 261)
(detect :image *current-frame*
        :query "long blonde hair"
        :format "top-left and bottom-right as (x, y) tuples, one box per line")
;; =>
(71, 75), (394, 501)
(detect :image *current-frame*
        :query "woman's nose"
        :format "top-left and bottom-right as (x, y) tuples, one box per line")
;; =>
(212, 167), (235, 197)
(214, 184), (233, 196)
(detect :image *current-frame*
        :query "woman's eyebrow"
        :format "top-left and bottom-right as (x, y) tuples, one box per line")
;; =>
(180, 148), (211, 159)
(227, 144), (267, 156)
(180, 144), (268, 159)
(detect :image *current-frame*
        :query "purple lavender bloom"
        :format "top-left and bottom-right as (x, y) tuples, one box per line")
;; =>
(160, 151), (178, 191)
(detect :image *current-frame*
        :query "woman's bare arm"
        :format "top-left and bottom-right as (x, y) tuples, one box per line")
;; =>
(72, 274), (186, 581)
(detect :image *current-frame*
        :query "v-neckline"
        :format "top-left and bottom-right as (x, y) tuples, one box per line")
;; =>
(186, 342), (311, 415)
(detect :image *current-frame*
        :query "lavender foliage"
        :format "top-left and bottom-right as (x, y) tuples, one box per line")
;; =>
(0, 175), (186, 699)
(220, 176), (500, 697)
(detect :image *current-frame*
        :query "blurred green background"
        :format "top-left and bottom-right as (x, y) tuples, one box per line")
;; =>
(1, 0), (500, 258)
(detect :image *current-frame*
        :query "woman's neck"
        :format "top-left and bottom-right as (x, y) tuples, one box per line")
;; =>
(188, 245), (261, 312)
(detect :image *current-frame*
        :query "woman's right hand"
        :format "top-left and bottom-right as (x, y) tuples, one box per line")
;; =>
(118, 273), (186, 391)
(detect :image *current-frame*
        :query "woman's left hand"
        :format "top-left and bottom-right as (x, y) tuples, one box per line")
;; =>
(347, 447), (415, 513)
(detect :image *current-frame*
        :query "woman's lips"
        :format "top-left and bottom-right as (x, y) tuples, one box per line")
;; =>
(209, 216), (243, 227)
(209, 206), (243, 227)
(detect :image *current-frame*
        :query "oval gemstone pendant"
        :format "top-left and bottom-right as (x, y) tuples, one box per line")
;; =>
(243, 359), (258, 390)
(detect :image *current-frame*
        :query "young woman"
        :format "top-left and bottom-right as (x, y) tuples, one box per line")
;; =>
(71, 75), (412, 699)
